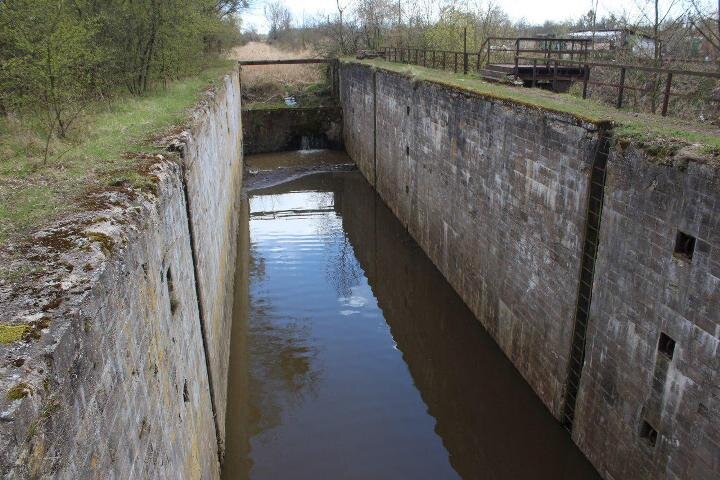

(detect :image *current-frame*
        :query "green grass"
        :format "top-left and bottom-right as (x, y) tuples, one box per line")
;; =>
(0, 59), (235, 244)
(349, 58), (720, 150)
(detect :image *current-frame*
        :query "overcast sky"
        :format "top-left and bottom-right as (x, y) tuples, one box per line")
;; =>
(240, 0), (677, 33)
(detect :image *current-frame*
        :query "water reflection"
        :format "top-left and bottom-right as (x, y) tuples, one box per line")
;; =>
(223, 171), (600, 480)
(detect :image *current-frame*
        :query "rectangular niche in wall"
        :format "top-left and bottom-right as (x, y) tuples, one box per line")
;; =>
(640, 420), (658, 447)
(673, 230), (696, 262)
(658, 332), (676, 359)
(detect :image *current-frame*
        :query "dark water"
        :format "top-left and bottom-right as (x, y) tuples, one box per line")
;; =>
(224, 169), (600, 480)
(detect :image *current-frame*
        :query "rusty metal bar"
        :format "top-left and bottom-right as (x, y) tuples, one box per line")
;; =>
(582, 64), (590, 99)
(238, 58), (332, 65)
(515, 55), (720, 79)
(552, 60), (558, 92)
(617, 67), (626, 109)
(463, 27), (468, 75)
(532, 59), (537, 88)
(661, 72), (673, 117)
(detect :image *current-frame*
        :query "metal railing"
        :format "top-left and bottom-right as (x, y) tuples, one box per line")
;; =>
(381, 41), (720, 117)
(515, 55), (720, 116)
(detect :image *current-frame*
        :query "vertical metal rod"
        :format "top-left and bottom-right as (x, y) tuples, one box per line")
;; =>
(532, 58), (537, 88)
(661, 72), (673, 116)
(454, 52), (458, 73)
(552, 59), (558, 92)
(463, 27), (468, 74)
(583, 65), (590, 99)
(617, 67), (626, 109)
(514, 39), (520, 76)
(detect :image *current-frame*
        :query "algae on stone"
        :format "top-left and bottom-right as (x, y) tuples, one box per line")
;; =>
(0, 324), (28, 344)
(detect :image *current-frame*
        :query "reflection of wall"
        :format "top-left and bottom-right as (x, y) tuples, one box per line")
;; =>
(222, 197), (251, 480)
(340, 173), (599, 480)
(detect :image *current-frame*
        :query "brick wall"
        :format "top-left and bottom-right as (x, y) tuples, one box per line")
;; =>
(574, 144), (720, 480)
(339, 61), (720, 480)
(181, 71), (244, 452)
(340, 62), (601, 417)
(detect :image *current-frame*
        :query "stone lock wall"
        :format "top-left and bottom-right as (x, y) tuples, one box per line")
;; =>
(575, 145), (720, 480)
(339, 61), (720, 480)
(340, 62), (600, 417)
(181, 71), (244, 452)
(0, 69), (243, 479)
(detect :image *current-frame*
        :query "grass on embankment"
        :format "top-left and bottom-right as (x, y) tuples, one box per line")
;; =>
(0, 60), (235, 245)
(351, 58), (720, 152)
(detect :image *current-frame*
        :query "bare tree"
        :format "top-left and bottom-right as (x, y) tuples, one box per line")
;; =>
(336, 0), (350, 53)
(265, 1), (292, 40)
(687, 0), (720, 62)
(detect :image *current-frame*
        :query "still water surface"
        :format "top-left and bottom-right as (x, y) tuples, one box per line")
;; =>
(224, 167), (600, 480)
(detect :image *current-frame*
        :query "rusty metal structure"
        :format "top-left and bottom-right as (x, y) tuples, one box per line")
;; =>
(381, 36), (720, 117)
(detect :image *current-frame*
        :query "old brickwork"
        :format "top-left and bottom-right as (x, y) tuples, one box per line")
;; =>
(575, 145), (720, 480)
(181, 72), (244, 450)
(340, 60), (720, 480)
(0, 164), (219, 479)
(341, 63), (600, 417)
(339, 64), (376, 182)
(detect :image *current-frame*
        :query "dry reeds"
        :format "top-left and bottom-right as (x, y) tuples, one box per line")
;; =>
(230, 42), (324, 92)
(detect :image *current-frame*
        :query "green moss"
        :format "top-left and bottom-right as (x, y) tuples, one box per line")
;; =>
(7, 382), (31, 401)
(86, 232), (115, 253)
(0, 265), (43, 284)
(0, 324), (28, 344)
(347, 58), (720, 151)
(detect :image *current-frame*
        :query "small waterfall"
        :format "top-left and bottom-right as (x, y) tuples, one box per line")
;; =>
(300, 135), (329, 151)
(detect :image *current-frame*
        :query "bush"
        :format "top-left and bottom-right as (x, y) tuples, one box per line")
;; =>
(0, 0), (242, 144)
